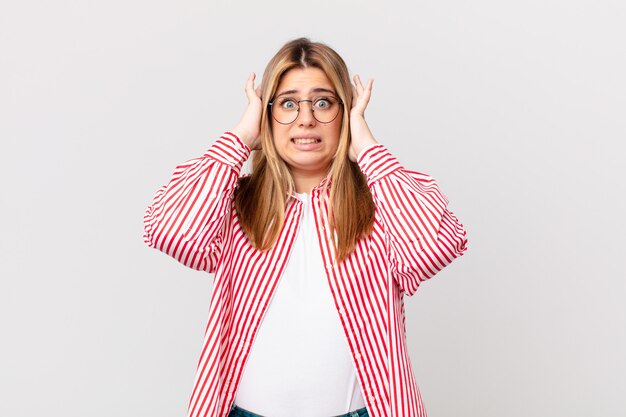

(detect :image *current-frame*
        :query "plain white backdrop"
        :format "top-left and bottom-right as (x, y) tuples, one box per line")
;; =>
(1, 1), (625, 416)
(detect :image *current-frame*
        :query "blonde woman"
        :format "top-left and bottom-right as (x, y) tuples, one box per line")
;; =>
(144, 38), (468, 417)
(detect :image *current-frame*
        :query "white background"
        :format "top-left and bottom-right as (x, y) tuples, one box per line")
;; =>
(1, 1), (625, 416)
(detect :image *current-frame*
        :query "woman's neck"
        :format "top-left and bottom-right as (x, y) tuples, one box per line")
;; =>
(291, 171), (327, 194)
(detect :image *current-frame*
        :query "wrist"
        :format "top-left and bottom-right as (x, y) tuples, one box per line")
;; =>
(356, 142), (380, 161)
(230, 126), (254, 148)
(355, 138), (377, 156)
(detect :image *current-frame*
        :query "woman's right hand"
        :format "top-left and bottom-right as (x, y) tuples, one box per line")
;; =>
(231, 72), (263, 151)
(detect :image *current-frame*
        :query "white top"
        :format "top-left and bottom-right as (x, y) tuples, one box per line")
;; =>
(234, 192), (366, 416)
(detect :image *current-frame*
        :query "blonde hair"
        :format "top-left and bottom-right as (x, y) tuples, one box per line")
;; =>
(234, 37), (375, 263)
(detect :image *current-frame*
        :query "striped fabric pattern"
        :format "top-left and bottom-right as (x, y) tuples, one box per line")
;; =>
(144, 132), (468, 417)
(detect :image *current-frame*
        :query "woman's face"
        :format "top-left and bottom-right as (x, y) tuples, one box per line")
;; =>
(270, 67), (342, 181)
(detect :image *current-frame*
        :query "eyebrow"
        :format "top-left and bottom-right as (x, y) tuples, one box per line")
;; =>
(275, 87), (337, 97)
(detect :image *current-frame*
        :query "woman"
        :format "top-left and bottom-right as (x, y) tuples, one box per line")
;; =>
(144, 38), (468, 417)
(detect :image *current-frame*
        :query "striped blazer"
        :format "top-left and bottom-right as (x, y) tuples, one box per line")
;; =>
(144, 132), (468, 417)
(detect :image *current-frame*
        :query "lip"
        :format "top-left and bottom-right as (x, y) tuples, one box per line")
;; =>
(291, 136), (322, 151)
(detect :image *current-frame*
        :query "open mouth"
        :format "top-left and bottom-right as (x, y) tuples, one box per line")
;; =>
(291, 138), (322, 144)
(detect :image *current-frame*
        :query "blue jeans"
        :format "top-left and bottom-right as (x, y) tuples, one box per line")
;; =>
(228, 404), (369, 417)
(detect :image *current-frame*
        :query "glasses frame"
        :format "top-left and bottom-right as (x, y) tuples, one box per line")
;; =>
(268, 96), (344, 125)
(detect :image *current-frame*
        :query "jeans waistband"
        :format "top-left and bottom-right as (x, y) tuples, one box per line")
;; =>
(229, 404), (369, 417)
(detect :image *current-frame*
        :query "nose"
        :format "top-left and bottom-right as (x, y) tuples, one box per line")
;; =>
(296, 101), (316, 126)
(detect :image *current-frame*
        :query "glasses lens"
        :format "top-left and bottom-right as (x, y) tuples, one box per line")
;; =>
(312, 97), (341, 123)
(271, 97), (341, 124)
(271, 97), (298, 124)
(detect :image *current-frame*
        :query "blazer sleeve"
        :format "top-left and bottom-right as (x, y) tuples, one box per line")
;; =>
(143, 132), (251, 273)
(357, 143), (468, 296)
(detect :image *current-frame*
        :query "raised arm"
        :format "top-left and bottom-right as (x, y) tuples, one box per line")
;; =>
(357, 144), (468, 296)
(143, 72), (263, 273)
(349, 74), (468, 296)
(143, 132), (251, 272)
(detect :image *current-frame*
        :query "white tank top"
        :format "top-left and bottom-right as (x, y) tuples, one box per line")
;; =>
(234, 192), (366, 416)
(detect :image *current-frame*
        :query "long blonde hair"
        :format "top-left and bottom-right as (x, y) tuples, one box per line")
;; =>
(234, 37), (375, 263)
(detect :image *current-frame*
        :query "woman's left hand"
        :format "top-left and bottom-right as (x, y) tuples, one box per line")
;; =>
(349, 74), (378, 162)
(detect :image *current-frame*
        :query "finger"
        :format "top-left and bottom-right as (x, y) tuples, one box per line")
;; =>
(245, 73), (258, 100)
(353, 74), (363, 92)
(358, 78), (373, 99)
(355, 80), (373, 112)
(362, 79), (373, 99)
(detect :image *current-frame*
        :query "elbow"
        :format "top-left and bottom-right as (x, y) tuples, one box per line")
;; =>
(448, 228), (468, 259)
(143, 228), (157, 249)
(391, 229), (468, 297)
(457, 231), (468, 257)
(143, 205), (162, 249)
(439, 209), (468, 259)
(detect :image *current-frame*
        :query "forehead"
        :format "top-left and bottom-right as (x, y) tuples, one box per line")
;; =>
(276, 67), (334, 95)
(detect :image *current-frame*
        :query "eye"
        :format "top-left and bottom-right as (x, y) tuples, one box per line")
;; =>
(279, 98), (298, 110)
(314, 98), (333, 109)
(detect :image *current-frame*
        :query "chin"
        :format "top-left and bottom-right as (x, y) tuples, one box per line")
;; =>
(286, 155), (331, 171)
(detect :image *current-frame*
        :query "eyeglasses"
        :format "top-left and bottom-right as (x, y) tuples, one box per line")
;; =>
(268, 96), (343, 125)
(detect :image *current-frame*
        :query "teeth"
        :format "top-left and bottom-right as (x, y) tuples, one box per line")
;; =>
(293, 138), (320, 144)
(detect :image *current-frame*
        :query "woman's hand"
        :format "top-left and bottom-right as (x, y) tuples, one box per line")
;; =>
(231, 72), (263, 150)
(348, 74), (378, 162)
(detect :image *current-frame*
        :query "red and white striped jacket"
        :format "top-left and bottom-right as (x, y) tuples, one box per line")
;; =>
(144, 132), (468, 417)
